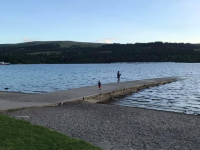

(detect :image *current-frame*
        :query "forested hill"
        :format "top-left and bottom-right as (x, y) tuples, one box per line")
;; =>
(1, 41), (200, 64)
(0, 41), (104, 48)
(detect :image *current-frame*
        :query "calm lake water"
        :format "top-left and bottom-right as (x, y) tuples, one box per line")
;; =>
(0, 63), (200, 114)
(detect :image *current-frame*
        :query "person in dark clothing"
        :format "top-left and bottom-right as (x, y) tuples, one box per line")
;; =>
(117, 71), (121, 84)
(98, 80), (101, 90)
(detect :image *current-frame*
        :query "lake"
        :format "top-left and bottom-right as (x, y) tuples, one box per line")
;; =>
(0, 63), (200, 114)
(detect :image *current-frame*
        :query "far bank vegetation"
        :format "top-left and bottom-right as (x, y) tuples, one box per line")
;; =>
(0, 41), (200, 64)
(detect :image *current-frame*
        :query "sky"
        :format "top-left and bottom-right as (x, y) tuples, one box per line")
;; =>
(0, 0), (200, 44)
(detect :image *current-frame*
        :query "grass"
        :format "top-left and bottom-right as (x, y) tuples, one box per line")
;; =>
(27, 51), (61, 55)
(0, 114), (102, 150)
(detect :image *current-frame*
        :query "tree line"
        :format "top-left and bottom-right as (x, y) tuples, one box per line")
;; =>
(0, 42), (200, 64)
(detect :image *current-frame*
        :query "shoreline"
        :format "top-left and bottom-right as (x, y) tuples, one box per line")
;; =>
(0, 89), (198, 116)
(3, 101), (200, 150)
(0, 90), (197, 116)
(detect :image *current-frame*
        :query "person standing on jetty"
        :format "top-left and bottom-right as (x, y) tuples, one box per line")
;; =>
(117, 71), (121, 84)
(98, 80), (101, 90)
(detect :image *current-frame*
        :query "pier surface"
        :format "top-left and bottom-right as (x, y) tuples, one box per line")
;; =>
(0, 77), (177, 111)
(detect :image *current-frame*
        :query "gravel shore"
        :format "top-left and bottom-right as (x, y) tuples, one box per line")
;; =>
(3, 101), (200, 150)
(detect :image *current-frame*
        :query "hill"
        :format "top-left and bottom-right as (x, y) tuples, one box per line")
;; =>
(1, 41), (200, 64)
(0, 41), (104, 48)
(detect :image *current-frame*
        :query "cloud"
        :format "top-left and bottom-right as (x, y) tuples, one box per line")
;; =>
(95, 38), (115, 44)
(22, 38), (36, 42)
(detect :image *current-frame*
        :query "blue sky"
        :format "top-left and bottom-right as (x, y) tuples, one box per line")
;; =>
(0, 0), (200, 44)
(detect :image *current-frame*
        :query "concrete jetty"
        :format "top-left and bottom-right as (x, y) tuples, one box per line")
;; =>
(0, 77), (178, 111)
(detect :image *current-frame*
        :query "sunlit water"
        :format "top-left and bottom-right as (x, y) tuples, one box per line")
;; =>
(0, 63), (200, 114)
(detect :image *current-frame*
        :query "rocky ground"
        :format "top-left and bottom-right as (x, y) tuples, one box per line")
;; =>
(3, 101), (200, 150)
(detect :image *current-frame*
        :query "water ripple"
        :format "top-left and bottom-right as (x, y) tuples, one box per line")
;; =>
(1, 63), (200, 114)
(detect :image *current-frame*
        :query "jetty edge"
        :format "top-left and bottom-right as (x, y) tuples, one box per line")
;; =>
(0, 77), (179, 111)
(82, 77), (178, 103)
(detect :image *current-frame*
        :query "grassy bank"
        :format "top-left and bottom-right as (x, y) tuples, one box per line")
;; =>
(0, 114), (101, 150)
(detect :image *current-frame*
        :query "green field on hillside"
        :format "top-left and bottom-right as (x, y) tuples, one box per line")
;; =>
(28, 51), (62, 55)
